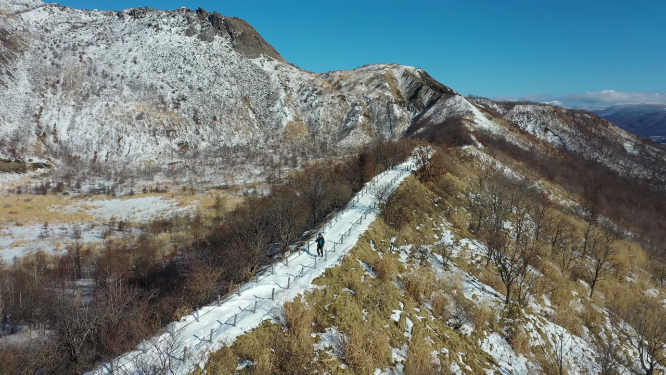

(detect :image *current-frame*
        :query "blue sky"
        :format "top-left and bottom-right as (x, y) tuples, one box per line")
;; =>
(54, 0), (666, 106)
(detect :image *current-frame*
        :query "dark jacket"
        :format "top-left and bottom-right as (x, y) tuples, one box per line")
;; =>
(316, 236), (325, 247)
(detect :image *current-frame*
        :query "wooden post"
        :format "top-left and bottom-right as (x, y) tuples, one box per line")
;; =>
(333, 242), (336, 252)
(109, 359), (114, 375)
(287, 277), (290, 289)
(271, 263), (274, 274)
(233, 314), (237, 327)
(314, 257), (317, 268)
(183, 346), (188, 361)
(325, 250), (327, 261)
(237, 284), (241, 296)
(142, 340), (146, 353)
(285, 255), (289, 266)
(271, 288), (275, 300)
(210, 328), (214, 343)
(217, 294), (221, 306)
(254, 299), (258, 313)
(256, 273), (259, 283)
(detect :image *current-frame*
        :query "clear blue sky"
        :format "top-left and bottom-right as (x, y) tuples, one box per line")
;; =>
(54, 0), (666, 101)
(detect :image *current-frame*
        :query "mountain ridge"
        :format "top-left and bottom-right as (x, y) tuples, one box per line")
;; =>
(4, 0), (664, 185)
(0, 0), (448, 166)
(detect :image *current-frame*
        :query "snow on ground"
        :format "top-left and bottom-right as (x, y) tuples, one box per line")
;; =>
(86, 157), (418, 375)
(426, 222), (600, 375)
(0, 195), (193, 261)
(63, 196), (185, 221)
(0, 223), (102, 261)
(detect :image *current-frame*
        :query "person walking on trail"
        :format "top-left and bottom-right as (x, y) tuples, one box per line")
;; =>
(316, 233), (325, 257)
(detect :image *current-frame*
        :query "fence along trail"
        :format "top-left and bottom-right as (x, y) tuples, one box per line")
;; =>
(87, 157), (418, 375)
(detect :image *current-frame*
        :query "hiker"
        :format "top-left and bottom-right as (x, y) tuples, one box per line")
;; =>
(316, 233), (325, 257)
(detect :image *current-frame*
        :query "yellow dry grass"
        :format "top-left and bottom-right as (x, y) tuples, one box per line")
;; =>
(0, 194), (95, 225)
(0, 187), (242, 227)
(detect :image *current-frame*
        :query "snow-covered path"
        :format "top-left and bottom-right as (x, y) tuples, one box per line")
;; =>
(88, 157), (418, 375)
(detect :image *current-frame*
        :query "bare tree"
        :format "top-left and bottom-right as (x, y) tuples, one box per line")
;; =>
(487, 237), (540, 305)
(133, 326), (187, 375)
(594, 328), (621, 375)
(477, 172), (541, 304)
(52, 293), (99, 367)
(415, 149), (447, 183)
(546, 214), (577, 271)
(530, 198), (553, 242)
(372, 182), (394, 204)
(537, 328), (573, 375)
(581, 226), (616, 298)
(613, 298), (666, 375)
(581, 210), (599, 258)
(266, 190), (308, 253)
(182, 255), (224, 306)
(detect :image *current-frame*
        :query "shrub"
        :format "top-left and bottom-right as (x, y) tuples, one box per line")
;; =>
(203, 346), (237, 375)
(375, 256), (399, 283)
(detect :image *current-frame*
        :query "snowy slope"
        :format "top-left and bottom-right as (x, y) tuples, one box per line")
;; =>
(467, 98), (666, 180)
(410, 92), (666, 181)
(86, 155), (418, 375)
(0, 0), (445, 166)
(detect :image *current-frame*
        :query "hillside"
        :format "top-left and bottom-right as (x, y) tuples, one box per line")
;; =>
(2, 1), (666, 374)
(138, 143), (666, 375)
(0, 0), (448, 167)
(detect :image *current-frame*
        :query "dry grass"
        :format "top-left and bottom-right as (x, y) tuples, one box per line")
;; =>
(471, 302), (501, 333)
(231, 321), (277, 375)
(279, 298), (312, 335)
(613, 239), (647, 278)
(597, 275), (645, 313)
(477, 266), (507, 298)
(431, 291), (452, 319)
(580, 299), (604, 334)
(553, 306), (583, 339)
(274, 299), (316, 373)
(404, 326), (437, 375)
(0, 194), (94, 225)
(0, 181), (244, 228)
(344, 323), (392, 375)
(387, 176), (440, 246)
(201, 345), (237, 375)
(403, 268), (437, 303)
(375, 255), (400, 282)
(511, 326), (532, 357)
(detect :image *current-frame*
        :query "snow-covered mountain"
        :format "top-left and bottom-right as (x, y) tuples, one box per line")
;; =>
(417, 96), (666, 182)
(2, 0), (665, 184)
(0, 0), (451, 165)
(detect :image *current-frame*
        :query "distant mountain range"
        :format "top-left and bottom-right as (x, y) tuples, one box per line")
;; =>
(591, 104), (666, 144)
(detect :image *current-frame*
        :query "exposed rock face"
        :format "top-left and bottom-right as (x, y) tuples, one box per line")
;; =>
(194, 8), (284, 61)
